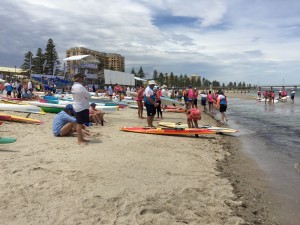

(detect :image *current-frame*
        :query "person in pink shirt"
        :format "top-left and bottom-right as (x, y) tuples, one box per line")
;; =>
(136, 86), (145, 118)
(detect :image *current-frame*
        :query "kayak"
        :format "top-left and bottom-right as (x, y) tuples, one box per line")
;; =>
(120, 127), (216, 135)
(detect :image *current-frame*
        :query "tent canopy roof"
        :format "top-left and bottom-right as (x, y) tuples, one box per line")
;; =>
(63, 55), (99, 63)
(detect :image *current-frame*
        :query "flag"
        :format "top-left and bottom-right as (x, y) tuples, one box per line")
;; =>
(74, 67), (78, 74)
(42, 59), (47, 72)
(52, 61), (57, 76)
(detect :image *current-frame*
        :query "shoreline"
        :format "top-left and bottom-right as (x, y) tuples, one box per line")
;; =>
(0, 105), (277, 224)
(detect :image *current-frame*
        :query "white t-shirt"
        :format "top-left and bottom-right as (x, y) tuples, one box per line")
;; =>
(27, 81), (32, 89)
(71, 82), (91, 112)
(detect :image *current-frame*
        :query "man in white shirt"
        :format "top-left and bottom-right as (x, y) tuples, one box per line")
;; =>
(71, 73), (91, 144)
(144, 80), (158, 127)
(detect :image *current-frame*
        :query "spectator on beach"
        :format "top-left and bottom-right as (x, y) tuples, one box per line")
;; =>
(27, 80), (33, 92)
(187, 85), (194, 109)
(193, 88), (199, 109)
(144, 80), (158, 128)
(207, 90), (215, 114)
(89, 103), (105, 126)
(200, 91), (207, 111)
(52, 104), (77, 137)
(215, 91), (228, 124)
(136, 86), (145, 118)
(107, 85), (113, 101)
(16, 80), (22, 98)
(156, 86), (163, 119)
(4, 82), (13, 97)
(186, 107), (201, 128)
(71, 73), (91, 144)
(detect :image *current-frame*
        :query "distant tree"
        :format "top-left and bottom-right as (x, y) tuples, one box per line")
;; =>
(158, 72), (164, 86)
(44, 38), (59, 75)
(32, 48), (45, 74)
(178, 74), (184, 87)
(130, 67), (136, 75)
(211, 80), (221, 88)
(169, 72), (175, 87)
(21, 51), (33, 71)
(233, 82), (237, 88)
(152, 69), (158, 82)
(183, 74), (190, 87)
(137, 66), (145, 79)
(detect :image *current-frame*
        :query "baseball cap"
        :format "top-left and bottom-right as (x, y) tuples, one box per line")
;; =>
(65, 104), (76, 114)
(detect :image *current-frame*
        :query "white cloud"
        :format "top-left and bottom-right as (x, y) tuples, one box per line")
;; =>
(1, 0), (300, 85)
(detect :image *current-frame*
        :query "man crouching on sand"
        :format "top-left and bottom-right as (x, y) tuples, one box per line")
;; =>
(71, 73), (91, 144)
(52, 104), (89, 137)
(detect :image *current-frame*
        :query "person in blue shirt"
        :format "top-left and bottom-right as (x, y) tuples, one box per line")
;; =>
(52, 104), (77, 137)
(5, 83), (13, 97)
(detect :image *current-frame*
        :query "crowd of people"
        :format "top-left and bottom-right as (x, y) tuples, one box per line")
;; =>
(133, 82), (229, 126)
(258, 88), (296, 103)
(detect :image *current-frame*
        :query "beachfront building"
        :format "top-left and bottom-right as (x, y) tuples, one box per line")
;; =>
(65, 47), (125, 83)
(0, 66), (28, 82)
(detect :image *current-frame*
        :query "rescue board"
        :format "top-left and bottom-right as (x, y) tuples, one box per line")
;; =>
(158, 122), (238, 133)
(0, 113), (43, 124)
(161, 96), (184, 107)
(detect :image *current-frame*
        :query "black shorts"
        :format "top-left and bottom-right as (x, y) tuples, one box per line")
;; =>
(194, 99), (198, 106)
(76, 109), (90, 124)
(7, 91), (12, 96)
(220, 104), (227, 113)
(201, 100), (206, 106)
(145, 103), (156, 116)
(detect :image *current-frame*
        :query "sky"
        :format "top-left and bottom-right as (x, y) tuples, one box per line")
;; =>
(1, 0), (300, 85)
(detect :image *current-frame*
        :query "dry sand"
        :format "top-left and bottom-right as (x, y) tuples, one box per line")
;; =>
(0, 107), (277, 225)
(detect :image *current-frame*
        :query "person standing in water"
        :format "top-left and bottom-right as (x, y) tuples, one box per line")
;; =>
(215, 91), (228, 124)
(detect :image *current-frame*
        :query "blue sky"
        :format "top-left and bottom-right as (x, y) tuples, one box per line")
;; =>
(1, 0), (300, 85)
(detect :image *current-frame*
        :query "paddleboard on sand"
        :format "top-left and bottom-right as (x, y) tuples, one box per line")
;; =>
(0, 113), (43, 124)
(0, 103), (45, 114)
(158, 122), (238, 133)
(0, 137), (17, 144)
(161, 96), (184, 107)
(120, 127), (216, 135)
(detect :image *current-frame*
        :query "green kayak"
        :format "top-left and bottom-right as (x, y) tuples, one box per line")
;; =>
(40, 106), (63, 114)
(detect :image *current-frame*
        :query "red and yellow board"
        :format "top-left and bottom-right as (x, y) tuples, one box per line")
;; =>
(120, 127), (215, 135)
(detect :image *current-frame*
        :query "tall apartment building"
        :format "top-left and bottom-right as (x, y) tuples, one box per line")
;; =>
(65, 47), (125, 77)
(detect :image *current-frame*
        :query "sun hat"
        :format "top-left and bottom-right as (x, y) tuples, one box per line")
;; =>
(148, 80), (156, 85)
(65, 104), (76, 114)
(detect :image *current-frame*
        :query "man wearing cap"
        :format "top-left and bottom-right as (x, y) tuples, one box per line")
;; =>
(52, 104), (77, 137)
(144, 80), (159, 128)
(71, 73), (91, 144)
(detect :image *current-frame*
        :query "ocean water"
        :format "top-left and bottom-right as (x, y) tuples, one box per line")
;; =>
(223, 93), (300, 225)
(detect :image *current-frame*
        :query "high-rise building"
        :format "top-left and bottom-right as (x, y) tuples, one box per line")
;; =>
(65, 47), (125, 77)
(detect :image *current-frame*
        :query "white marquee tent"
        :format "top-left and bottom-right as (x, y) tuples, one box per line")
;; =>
(104, 69), (136, 85)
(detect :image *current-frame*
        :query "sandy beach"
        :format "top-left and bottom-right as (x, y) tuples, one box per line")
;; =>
(0, 106), (277, 225)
